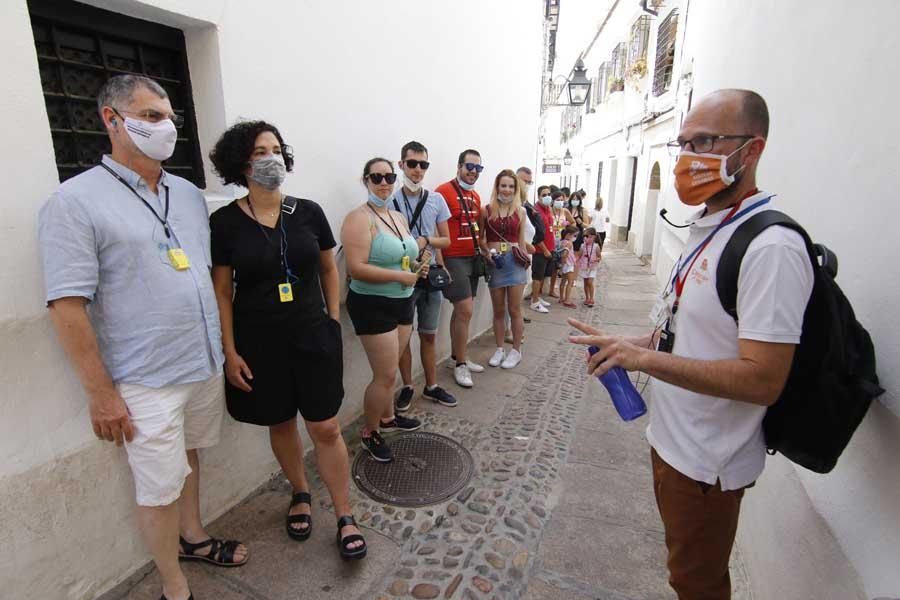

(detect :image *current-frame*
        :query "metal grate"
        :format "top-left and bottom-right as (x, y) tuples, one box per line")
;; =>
(628, 15), (651, 67)
(653, 9), (679, 97)
(610, 42), (627, 81)
(595, 62), (608, 105)
(352, 432), (475, 507)
(28, 0), (205, 187)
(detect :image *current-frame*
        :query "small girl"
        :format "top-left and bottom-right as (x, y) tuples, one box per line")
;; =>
(577, 227), (601, 306)
(558, 225), (579, 308)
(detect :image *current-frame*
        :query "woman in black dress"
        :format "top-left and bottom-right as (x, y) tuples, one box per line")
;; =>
(209, 121), (365, 560)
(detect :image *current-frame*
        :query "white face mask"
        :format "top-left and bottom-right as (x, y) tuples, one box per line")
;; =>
(403, 172), (422, 193)
(553, 200), (564, 209)
(540, 195), (552, 206)
(571, 200), (581, 208)
(498, 193), (514, 205)
(457, 177), (475, 191)
(123, 116), (177, 161)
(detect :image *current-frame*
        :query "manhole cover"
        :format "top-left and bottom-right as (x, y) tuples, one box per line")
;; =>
(352, 432), (475, 507)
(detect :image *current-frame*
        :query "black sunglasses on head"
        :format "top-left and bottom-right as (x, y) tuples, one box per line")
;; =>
(405, 159), (430, 170)
(366, 172), (397, 184)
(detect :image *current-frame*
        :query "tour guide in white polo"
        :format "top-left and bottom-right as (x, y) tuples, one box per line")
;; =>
(38, 75), (247, 600)
(569, 90), (813, 600)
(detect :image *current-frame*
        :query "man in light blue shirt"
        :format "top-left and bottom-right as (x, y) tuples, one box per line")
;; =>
(38, 75), (246, 600)
(384, 141), (459, 422)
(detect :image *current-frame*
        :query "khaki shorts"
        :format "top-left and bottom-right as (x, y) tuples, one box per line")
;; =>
(119, 374), (224, 507)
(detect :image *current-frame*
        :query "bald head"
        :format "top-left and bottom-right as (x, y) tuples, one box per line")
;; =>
(692, 89), (768, 139)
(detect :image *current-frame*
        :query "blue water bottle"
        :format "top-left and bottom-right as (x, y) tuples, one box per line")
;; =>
(588, 346), (647, 421)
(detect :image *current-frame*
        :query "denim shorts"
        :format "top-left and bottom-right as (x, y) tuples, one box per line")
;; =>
(412, 287), (444, 334)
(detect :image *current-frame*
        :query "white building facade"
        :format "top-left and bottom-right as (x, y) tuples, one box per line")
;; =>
(541, 1), (900, 598)
(0, 1), (542, 598)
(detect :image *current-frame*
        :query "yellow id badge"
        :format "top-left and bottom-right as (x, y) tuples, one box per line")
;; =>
(500, 242), (509, 253)
(401, 256), (411, 271)
(278, 283), (294, 303)
(471, 222), (480, 233)
(167, 248), (191, 270)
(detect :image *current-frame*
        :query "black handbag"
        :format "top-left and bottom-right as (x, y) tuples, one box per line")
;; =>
(426, 264), (451, 290)
(453, 181), (491, 283)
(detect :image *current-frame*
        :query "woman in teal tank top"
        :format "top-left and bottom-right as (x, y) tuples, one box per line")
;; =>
(341, 158), (430, 463)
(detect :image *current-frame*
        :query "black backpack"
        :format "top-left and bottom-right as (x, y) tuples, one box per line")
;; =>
(717, 210), (884, 473)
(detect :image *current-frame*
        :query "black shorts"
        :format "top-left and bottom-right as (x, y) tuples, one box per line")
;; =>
(346, 289), (415, 335)
(226, 317), (343, 425)
(531, 253), (556, 280)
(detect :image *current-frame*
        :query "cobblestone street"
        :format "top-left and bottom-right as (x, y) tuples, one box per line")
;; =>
(109, 246), (751, 600)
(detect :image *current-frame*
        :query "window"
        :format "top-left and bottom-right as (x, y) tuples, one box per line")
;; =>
(596, 162), (604, 203)
(610, 43), (627, 80)
(653, 9), (679, 97)
(628, 16), (651, 67)
(29, 0), (205, 187)
(595, 62), (608, 105)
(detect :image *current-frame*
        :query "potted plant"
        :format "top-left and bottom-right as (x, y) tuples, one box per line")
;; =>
(608, 77), (625, 93)
(626, 58), (648, 81)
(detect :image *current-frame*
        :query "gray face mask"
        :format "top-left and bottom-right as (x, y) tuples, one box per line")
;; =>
(248, 155), (286, 189)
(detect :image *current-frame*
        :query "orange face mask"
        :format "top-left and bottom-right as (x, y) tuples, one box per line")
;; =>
(673, 143), (748, 206)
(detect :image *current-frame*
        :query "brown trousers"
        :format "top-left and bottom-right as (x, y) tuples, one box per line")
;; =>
(651, 449), (749, 600)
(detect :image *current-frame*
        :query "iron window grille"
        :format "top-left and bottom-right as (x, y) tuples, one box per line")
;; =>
(628, 15), (651, 67)
(610, 43), (627, 80)
(595, 62), (608, 105)
(653, 9), (679, 97)
(28, 0), (205, 187)
(596, 162), (604, 203)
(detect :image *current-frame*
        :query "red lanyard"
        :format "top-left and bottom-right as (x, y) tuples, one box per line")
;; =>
(673, 189), (760, 305)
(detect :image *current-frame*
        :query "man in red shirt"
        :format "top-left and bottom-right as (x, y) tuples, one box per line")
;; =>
(435, 149), (486, 388)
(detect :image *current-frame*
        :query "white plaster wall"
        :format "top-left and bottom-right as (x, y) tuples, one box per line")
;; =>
(0, 1), (543, 598)
(679, 1), (900, 597)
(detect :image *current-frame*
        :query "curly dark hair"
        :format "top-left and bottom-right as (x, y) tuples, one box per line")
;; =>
(209, 120), (294, 187)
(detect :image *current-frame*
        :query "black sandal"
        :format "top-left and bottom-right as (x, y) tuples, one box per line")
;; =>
(286, 491), (313, 541)
(178, 536), (248, 567)
(336, 515), (367, 561)
(160, 595), (193, 600)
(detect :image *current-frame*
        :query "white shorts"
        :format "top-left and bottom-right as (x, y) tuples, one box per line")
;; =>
(581, 268), (598, 279)
(561, 264), (575, 275)
(118, 374), (225, 507)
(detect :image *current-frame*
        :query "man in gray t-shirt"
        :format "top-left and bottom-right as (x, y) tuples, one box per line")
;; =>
(383, 141), (459, 423)
(38, 75), (247, 600)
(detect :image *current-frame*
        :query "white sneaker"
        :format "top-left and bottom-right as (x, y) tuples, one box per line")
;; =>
(454, 364), (473, 388)
(489, 348), (506, 367)
(531, 302), (549, 314)
(538, 298), (551, 307)
(465, 359), (485, 373)
(501, 349), (522, 369)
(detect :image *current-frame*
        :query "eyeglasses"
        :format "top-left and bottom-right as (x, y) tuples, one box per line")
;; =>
(666, 134), (753, 156)
(463, 162), (484, 173)
(366, 172), (397, 184)
(113, 108), (184, 128)
(404, 159), (430, 170)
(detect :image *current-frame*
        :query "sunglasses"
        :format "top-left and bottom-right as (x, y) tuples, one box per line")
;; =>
(366, 172), (397, 184)
(405, 159), (430, 170)
(463, 162), (484, 173)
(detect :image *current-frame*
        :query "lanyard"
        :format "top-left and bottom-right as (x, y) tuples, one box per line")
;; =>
(101, 163), (171, 238)
(671, 194), (773, 308)
(368, 205), (407, 252)
(247, 196), (297, 283)
(399, 190), (422, 238)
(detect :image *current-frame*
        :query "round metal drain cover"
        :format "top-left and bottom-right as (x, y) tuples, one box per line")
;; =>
(352, 432), (475, 507)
